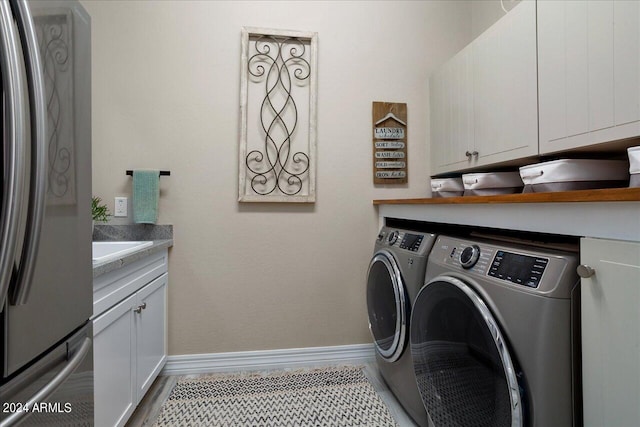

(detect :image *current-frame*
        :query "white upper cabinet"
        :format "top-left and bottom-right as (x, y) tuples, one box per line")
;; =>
(430, 45), (474, 173)
(430, 0), (537, 175)
(538, 1), (640, 154)
(473, 0), (538, 167)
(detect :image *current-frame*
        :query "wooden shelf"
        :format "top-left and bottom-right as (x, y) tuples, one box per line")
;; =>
(373, 187), (640, 205)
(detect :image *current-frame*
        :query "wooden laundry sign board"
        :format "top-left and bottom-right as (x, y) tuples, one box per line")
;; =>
(372, 102), (407, 184)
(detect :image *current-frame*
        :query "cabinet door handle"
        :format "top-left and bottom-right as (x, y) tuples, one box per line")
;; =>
(133, 303), (147, 314)
(471, 151), (478, 157)
(577, 265), (596, 278)
(465, 151), (472, 158)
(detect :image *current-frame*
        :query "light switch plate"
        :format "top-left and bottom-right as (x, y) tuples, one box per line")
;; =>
(114, 197), (127, 217)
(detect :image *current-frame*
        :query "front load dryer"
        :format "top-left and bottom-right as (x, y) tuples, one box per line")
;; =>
(366, 226), (437, 427)
(411, 235), (581, 427)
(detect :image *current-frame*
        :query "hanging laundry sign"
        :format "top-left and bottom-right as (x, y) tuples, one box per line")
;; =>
(372, 102), (408, 184)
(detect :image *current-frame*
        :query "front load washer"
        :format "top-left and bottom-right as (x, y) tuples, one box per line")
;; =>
(410, 235), (581, 427)
(366, 226), (437, 427)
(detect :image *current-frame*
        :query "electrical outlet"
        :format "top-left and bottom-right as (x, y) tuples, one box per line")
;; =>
(114, 197), (128, 217)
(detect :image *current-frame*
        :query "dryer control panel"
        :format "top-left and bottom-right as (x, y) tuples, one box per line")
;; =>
(488, 251), (549, 288)
(432, 235), (577, 296)
(442, 242), (548, 287)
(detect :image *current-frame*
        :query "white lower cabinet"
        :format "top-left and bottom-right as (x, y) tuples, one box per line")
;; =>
(93, 249), (168, 427)
(580, 238), (640, 427)
(135, 275), (168, 400)
(93, 293), (136, 427)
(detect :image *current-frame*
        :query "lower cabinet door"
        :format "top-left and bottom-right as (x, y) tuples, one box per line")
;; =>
(581, 237), (640, 427)
(93, 293), (136, 427)
(135, 273), (168, 401)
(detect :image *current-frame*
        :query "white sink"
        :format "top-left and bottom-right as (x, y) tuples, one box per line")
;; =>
(92, 241), (153, 263)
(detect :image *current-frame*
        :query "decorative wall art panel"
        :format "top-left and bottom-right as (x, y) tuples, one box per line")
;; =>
(239, 28), (318, 203)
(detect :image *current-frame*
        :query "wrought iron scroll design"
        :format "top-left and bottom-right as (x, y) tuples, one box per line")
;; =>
(36, 12), (76, 205)
(245, 36), (311, 196)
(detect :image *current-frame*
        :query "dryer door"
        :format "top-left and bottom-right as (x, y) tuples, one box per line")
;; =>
(410, 275), (523, 427)
(366, 250), (407, 362)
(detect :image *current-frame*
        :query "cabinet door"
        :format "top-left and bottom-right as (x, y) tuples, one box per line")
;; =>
(539, 0), (590, 148)
(614, 0), (640, 127)
(93, 294), (136, 427)
(430, 0), (536, 175)
(539, 1), (640, 154)
(429, 66), (446, 173)
(581, 238), (640, 427)
(473, 0), (538, 166)
(135, 273), (168, 401)
(430, 45), (474, 175)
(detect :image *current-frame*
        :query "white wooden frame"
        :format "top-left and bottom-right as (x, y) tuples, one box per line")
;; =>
(239, 27), (318, 203)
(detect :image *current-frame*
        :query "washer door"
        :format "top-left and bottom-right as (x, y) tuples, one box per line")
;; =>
(410, 275), (523, 427)
(366, 250), (407, 362)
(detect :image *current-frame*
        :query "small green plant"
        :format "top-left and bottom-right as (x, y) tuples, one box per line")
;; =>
(92, 196), (110, 222)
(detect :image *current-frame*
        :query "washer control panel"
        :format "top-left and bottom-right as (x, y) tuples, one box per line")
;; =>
(399, 233), (424, 252)
(489, 251), (548, 288)
(376, 228), (428, 253)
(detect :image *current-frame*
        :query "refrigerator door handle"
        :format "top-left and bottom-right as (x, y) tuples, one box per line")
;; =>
(9, 0), (48, 306)
(0, 337), (91, 427)
(0, 0), (27, 310)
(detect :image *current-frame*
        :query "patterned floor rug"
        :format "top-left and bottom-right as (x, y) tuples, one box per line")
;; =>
(152, 365), (399, 426)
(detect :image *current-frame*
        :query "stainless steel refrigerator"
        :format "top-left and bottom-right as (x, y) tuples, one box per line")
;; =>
(0, 0), (92, 425)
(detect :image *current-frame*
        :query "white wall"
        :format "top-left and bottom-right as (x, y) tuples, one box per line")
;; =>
(84, 0), (472, 355)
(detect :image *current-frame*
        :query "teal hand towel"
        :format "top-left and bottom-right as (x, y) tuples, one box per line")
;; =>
(132, 170), (160, 224)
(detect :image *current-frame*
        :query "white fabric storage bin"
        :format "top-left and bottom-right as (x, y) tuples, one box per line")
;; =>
(461, 172), (523, 196)
(519, 159), (629, 193)
(629, 147), (640, 187)
(430, 177), (464, 198)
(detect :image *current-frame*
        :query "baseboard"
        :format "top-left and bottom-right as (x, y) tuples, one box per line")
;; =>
(162, 343), (376, 376)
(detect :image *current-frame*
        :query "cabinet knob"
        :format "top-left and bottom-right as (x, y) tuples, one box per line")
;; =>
(133, 303), (147, 313)
(465, 151), (472, 158)
(577, 264), (596, 278)
(471, 151), (479, 157)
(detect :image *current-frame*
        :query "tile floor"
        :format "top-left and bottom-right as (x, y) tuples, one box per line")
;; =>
(125, 362), (419, 427)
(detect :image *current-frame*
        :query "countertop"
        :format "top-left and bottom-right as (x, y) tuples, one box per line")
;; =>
(92, 224), (174, 278)
(374, 188), (640, 241)
(93, 239), (173, 278)
(373, 187), (640, 205)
